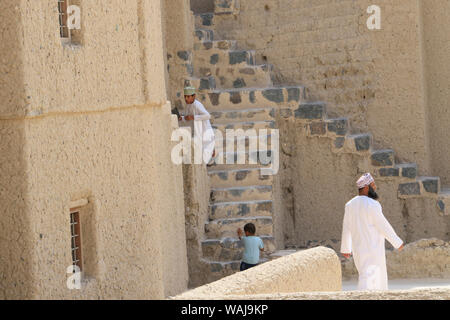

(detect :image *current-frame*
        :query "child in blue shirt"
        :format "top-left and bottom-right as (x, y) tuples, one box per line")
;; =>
(237, 223), (264, 271)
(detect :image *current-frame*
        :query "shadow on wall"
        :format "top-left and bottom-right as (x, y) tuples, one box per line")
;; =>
(190, 0), (214, 13)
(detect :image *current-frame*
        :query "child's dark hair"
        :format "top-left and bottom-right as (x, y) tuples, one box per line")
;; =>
(244, 223), (256, 235)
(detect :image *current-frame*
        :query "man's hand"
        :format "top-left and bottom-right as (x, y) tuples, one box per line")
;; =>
(398, 244), (405, 251)
(237, 228), (243, 239)
(342, 253), (352, 259)
(185, 115), (195, 121)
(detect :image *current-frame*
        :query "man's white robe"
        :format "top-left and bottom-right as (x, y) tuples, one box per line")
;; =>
(184, 100), (215, 164)
(341, 196), (403, 291)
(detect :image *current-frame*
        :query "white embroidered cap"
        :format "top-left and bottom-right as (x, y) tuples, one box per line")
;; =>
(357, 173), (375, 189)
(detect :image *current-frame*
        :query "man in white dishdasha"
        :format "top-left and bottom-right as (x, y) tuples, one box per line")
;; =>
(341, 173), (404, 291)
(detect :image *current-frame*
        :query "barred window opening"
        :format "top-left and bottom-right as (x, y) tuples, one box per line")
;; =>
(70, 211), (82, 272)
(58, 0), (70, 40)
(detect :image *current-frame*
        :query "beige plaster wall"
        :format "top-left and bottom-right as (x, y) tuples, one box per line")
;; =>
(342, 238), (450, 280)
(421, 0), (450, 186)
(0, 0), (33, 299)
(162, 0), (195, 109)
(182, 163), (211, 288)
(210, 0), (431, 176)
(0, 0), (188, 299)
(278, 118), (449, 250)
(174, 247), (342, 298)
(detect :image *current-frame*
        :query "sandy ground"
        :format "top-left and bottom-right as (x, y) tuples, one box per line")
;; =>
(342, 278), (450, 291)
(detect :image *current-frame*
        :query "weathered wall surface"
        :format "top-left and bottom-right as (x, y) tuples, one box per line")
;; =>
(208, 0), (432, 177)
(0, 0), (188, 299)
(182, 162), (211, 288)
(191, 0), (450, 253)
(174, 247), (342, 298)
(342, 238), (450, 280)
(0, 0), (34, 299)
(162, 0), (195, 111)
(421, 0), (450, 185)
(277, 117), (449, 250)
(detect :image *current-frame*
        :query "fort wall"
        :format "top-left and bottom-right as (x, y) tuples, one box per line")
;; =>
(0, 0), (188, 299)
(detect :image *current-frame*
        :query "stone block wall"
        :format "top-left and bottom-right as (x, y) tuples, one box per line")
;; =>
(202, 0), (432, 178)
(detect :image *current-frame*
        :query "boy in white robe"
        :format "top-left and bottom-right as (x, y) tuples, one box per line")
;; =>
(180, 87), (217, 165)
(341, 173), (404, 291)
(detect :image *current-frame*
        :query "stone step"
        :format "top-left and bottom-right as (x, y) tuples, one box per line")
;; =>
(200, 258), (270, 281)
(195, 13), (216, 29)
(377, 163), (417, 179)
(194, 29), (214, 42)
(195, 64), (273, 90)
(210, 200), (273, 220)
(214, 133), (273, 151)
(326, 118), (349, 136)
(210, 185), (273, 202)
(208, 168), (273, 188)
(211, 107), (275, 123)
(214, 0), (239, 14)
(195, 64), (271, 78)
(395, 163), (418, 179)
(208, 162), (270, 172)
(397, 176), (440, 199)
(202, 236), (276, 262)
(194, 40), (238, 52)
(294, 102), (327, 121)
(184, 76), (216, 91)
(437, 187), (450, 216)
(205, 216), (273, 239)
(305, 118), (349, 139)
(212, 120), (276, 132)
(417, 176), (441, 195)
(371, 149), (395, 167)
(346, 133), (373, 153)
(209, 149), (274, 170)
(193, 49), (256, 69)
(197, 86), (306, 110)
(216, 133), (273, 149)
(210, 134), (274, 170)
(175, 50), (193, 63)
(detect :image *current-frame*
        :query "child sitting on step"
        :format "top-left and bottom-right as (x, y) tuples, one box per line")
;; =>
(237, 223), (264, 271)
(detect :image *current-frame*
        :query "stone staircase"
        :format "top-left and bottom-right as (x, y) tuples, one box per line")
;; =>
(183, 0), (450, 284)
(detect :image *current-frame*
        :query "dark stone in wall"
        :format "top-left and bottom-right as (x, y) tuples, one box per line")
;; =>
(262, 89), (284, 103)
(327, 118), (348, 136)
(287, 87), (300, 102)
(398, 183), (421, 196)
(295, 103), (325, 120)
(229, 51), (249, 65)
(422, 178), (439, 194)
(354, 135), (371, 151)
(371, 150), (394, 166)
(379, 168), (400, 177)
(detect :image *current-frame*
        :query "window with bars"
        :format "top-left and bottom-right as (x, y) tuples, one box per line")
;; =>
(58, 0), (82, 45)
(70, 210), (83, 272)
(58, 0), (71, 41)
